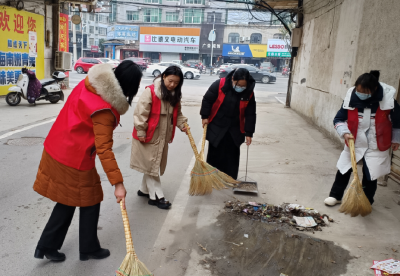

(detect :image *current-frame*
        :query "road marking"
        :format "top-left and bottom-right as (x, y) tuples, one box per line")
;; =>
(0, 118), (56, 140)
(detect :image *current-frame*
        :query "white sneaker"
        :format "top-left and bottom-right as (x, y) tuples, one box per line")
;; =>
(324, 197), (341, 206)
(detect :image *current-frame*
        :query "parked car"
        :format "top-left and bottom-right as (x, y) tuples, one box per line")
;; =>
(147, 62), (200, 79)
(184, 60), (201, 69)
(260, 62), (273, 72)
(219, 65), (276, 84)
(74, 58), (106, 74)
(98, 58), (120, 66)
(125, 57), (149, 70)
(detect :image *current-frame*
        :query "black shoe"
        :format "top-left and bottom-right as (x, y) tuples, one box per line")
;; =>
(148, 197), (171, 209)
(137, 190), (149, 198)
(34, 248), (66, 261)
(80, 248), (110, 261)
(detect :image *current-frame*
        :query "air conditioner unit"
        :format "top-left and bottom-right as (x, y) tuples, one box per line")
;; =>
(179, 18), (183, 23)
(245, 37), (250, 41)
(239, 37), (245, 42)
(138, 6), (141, 10)
(95, 31), (99, 34)
(177, 7), (180, 11)
(55, 51), (72, 71)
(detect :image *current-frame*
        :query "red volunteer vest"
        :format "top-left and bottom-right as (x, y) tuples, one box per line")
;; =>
(347, 108), (392, 151)
(208, 77), (254, 133)
(44, 79), (120, 170)
(132, 84), (179, 143)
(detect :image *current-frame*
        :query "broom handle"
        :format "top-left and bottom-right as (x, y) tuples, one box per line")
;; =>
(119, 201), (138, 258)
(200, 124), (207, 161)
(348, 134), (359, 179)
(245, 145), (249, 181)
(184, 122), (201, 160)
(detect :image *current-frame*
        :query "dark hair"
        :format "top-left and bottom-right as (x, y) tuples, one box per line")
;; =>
(354, 70), (380, 95)
(232, 68), (251, 82)
(157, 66), (183, 107)
(114, 60), (143, 105)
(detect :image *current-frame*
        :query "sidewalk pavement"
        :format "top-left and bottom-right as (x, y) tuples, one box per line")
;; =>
(146, 101), (400, 276)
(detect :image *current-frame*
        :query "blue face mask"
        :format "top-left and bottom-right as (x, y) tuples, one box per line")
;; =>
(355, 91), (371, 100)
(234, 86), (246, 93)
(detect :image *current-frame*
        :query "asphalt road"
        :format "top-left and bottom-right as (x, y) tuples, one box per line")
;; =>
(0, 69), (288, 275)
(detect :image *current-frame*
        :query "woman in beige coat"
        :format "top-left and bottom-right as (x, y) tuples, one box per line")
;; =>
(130, 66), (188, 209)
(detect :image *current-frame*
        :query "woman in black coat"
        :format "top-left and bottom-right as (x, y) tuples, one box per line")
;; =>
(200, 68), (256, 179)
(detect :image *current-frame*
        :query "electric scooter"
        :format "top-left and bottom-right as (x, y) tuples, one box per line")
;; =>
(6, 66), (66, 106)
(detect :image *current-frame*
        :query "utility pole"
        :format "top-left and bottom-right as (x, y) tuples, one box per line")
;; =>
(210, 11), (215, 76)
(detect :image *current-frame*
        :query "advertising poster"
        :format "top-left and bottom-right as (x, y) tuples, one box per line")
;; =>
(29, 31), (37, 57)
(0, 7), (44, 95)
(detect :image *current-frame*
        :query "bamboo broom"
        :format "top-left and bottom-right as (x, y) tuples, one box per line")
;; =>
(185, 123), (239, 196)
(116, 201), (153, 276)
(339, 135), (372, 217)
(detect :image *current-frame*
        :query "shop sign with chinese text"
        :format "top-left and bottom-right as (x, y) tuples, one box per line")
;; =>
(59, 13), (68, 52)
(139, 27), (200, 54)
(267, 39), (291, 58)
(0, 7), (44, 95)
(107, 25), (139, 40)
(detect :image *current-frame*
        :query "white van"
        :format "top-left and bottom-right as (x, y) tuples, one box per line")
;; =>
(172, 60), (182, 65)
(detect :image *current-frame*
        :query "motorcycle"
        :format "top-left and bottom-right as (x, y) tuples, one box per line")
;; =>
(6, 66), (66, 106)
(282, 68), (290, 77)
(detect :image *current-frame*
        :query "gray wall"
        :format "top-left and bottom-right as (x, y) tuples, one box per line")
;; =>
(291, 0), (400, 143)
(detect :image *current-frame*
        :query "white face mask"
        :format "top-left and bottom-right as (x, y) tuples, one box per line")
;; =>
(234, 86), (246, 93)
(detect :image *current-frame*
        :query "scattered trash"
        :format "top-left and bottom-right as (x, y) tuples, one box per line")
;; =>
(224, 200), (331, 231)
(331, 260), (336, 264)
(371, 259), (400, 275)
(393, 248), (398, 253)
(161, 248), (166, 250)
(293, 216), (317, 228)
(244, 234), (249, 238)
(197, 242), (208, 252)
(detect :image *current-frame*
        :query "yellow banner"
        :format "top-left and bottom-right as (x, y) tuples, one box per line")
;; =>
(249, 44), (268, 58)
(0, 6), (44, 95)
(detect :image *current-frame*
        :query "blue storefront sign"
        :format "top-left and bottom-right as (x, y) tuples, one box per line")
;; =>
(107, 25), (139, 41)
(222, 44), (252, 57)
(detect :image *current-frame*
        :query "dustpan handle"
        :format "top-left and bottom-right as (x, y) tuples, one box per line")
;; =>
(199, 124), (207, 161)
(120, 201), (137, 258)
(184, 122), (200, 160)
(348, 134), (359, 179)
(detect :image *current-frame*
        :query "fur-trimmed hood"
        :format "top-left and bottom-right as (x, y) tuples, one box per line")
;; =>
(87, 63), (129, 115)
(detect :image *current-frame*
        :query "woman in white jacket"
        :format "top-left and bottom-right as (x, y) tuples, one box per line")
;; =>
(325, 71), (400, 206)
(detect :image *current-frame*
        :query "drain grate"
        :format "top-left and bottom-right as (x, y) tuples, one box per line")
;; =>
(6, 137), (45, 146)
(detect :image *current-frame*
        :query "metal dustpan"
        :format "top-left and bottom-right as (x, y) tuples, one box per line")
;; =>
(233, 145), (258, 194)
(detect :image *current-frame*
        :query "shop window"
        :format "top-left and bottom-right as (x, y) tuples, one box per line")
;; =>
(143, 8), (160, 23)
(228, 33), (240, 43)
(89, 38), (94, 46)
(89, 26), (94, 34)
(89, 14), (95, 21)
(98, 15), (108, 23)
(273, 33), (284, 39)
(250, 33), (262, 44)
(124, 51), (138, 59)
(184, 9), (202, 24)
(166, 12), (179, 22)
(206, 12), (222, 23)
(99, 27), (107, 36)
(126, 11), (139, 21)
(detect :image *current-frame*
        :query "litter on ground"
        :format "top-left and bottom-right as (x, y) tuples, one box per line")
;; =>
(224, 200), (333, 231)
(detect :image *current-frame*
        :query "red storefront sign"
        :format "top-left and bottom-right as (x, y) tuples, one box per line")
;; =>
(91, 45), (99, 52)
(59, 13), (68, 52)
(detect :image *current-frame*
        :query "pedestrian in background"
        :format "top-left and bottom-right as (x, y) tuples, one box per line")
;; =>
(325, 71), (400, 207)
(33, 61), (143, 261)
(200, 68), (256, 179)
(131, 66), (189, 210)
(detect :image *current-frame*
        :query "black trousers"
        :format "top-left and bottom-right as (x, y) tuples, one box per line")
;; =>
(37, 202), (101, 254)
(329, 158), (378, 204)
(207, 132), (240, 179)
